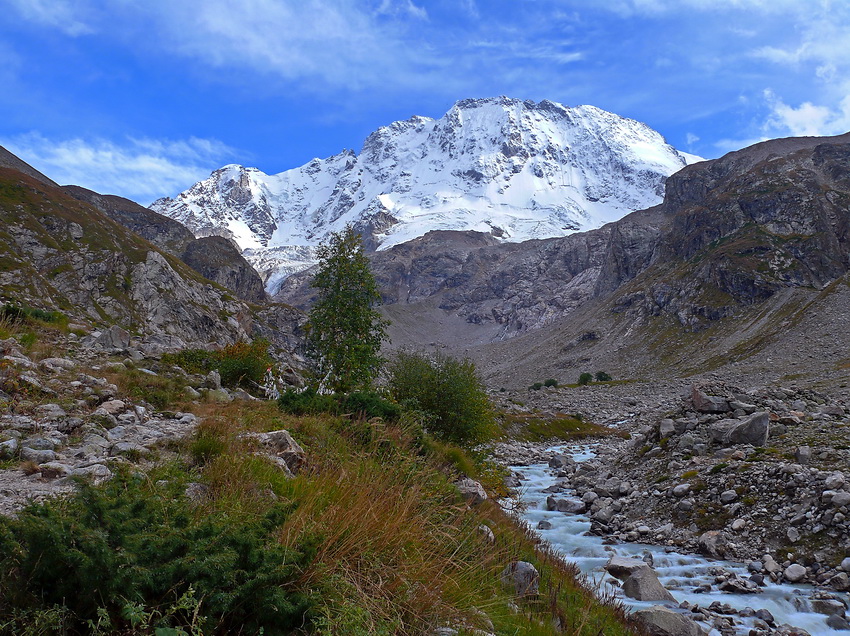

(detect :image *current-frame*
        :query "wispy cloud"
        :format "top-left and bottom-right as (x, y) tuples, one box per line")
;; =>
(1, 133), (235, 203)
(3, 0), (93, 36)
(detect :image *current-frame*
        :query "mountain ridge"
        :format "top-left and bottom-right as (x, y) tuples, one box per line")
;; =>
(151, 97), (698, 292)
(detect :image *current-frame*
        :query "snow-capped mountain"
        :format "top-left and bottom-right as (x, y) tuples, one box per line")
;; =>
(151, 97), (700, 293)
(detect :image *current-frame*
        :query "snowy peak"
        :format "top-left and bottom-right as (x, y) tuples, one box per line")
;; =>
(151, 97), (699, 292)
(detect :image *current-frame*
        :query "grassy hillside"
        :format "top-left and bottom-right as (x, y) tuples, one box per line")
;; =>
(0, 321), (638, 635)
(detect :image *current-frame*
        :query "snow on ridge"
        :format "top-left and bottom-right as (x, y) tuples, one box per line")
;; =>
(151, 96), (700, 294)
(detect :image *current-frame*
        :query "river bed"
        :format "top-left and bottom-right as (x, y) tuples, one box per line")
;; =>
(509, 445), (845, 635)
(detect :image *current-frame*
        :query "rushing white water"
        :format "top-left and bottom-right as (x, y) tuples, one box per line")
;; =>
(510, 445), (844, 635)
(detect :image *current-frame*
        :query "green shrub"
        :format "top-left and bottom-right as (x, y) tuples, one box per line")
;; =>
(386, 351), (497, 447)
(1, 303), (66, 326)
(277, 388), (400, 422)
(595, 371), (612, 382)
(577, 372), (593, 385)
(529, 382), (543, 391)
(543, 378), (558, 388)
(0, 469), (314, 634)
(189, 431), (227, 465)
(163, 339), (273, 392)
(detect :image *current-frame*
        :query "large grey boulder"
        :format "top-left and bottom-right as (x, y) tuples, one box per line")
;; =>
(709, 412), (769, 446)
(784, 564), (807, 583)
(691, 386), (730, 413)
(697, 530), (730, 559)
(93, 325), (131, 350)
(500, 561), (539, 596)
(605, 555), (650, 580)
(622, 567), (676, 602)
(632, 605), (706, 636)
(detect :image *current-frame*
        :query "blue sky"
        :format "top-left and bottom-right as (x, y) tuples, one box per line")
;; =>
(1, 0), (848, 204)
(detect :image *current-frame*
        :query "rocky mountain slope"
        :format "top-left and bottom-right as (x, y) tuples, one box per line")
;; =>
(0, 160), (300, 357)
(64, 185), (267, 303)
(151, 97), (697, 292)
(275, 132), (850, 390)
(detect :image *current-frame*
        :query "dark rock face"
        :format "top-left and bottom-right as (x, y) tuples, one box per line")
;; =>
(0, 168), (251, 347)
(181, 237), (267, 303)
(64, 186), (267, 303)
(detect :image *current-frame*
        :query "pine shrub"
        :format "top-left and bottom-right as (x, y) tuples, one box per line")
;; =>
(0, 469), (315, 634)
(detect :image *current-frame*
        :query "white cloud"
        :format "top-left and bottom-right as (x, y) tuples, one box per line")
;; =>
(686, 132), (699, 146)
(1, 133), (235, 203)
(2, 0), (93, 36)
(376, 0), (427, 20)
(763, 90), (850, 138)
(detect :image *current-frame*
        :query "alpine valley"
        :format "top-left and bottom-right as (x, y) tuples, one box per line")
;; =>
(4, 95), (850, 636)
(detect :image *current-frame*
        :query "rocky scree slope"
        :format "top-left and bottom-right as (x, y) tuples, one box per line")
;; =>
(64, 185), (267, 303)
(152, 96), (695, 292)
(0, 167), (301, 354)
(536, 382), (850, 593)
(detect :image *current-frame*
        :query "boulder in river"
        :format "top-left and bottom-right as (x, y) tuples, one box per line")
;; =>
(632, 605), (706, 636)
(622, 567), (677, 602)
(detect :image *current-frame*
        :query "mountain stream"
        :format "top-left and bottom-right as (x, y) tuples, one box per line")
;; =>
(509, 445), (844, 635)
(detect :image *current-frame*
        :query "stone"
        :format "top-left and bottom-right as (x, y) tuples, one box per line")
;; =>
(763, 555), (780, 573)
(184, 482), (210, 504)
(795, 446), (812, 464)
(39, 357), (76, 371)
(719, 490), (738, 504)
(731, 519), (746, 531)
(811, 598), (846, 616)
(632, 605), (706, 636)
(537, 520), (553, 530)
(784, 564), (807, 582)
(98, 399), (126, 415)
(557, 498), (585, 513)
(39, 462), (72, 479)
(548, 454), (573, 469)
(203, 370), (222, 390)
(713, 412), (770, 446)
(477, 524), (495, 544)
(718, 575), (761, 594)
(826, 472), (847, 490)
(659, 419), (675, 438)
(827, 614), (850, 630)
(93, 325), (131, 350)
(840, 557), (850, 571)
(0, 437), (19, 458)
(787, 528), (800, 543)
(673, 483), (691, 497)
(206, 388), (233, 402)
(605, 555), (650, 580)
(691, 386), (730, 413)
(19, 447), (57, 464)
(622, 567), (677, 602)
(500, 561), (539, 596)
(455, 478), (487, 506)
(833, 492), (850, 508)
(698, 531), (730, 559)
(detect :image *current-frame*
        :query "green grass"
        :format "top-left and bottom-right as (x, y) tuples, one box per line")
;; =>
(502, 412), (628, 443)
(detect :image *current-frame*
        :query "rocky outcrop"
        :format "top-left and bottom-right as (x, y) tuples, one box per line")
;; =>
(64, 186), (267, 303)
(180, 236), (267, 303)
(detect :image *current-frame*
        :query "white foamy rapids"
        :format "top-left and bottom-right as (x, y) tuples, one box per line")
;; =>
(509, 445), (844, 635)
